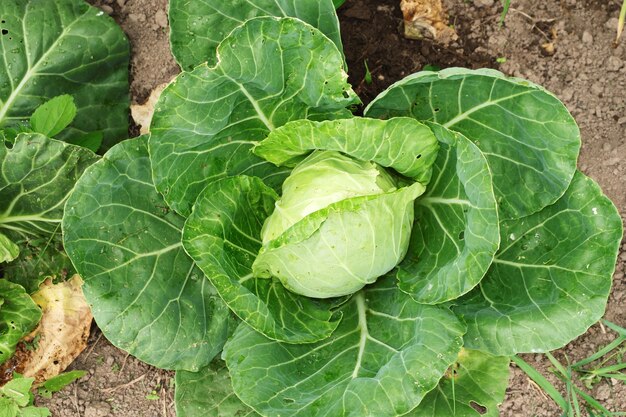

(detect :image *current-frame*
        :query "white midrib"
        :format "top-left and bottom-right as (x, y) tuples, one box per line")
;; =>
(351, 292), (368, 379)
(0, 11), (86, 122)
(222, 74), (275, 131)
(0, 214), (59, 224)
(420, 197), (472, 206)
(442, 90), (532, 129)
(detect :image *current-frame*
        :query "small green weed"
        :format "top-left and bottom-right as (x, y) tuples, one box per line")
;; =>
(145, 390), (160, 401)
(363, 60), (372, 85)
(422, 64), (442, 71)
(514, 320), (626, 417)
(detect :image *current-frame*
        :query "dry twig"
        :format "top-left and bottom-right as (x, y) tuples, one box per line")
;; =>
(101, 373), (146, 393)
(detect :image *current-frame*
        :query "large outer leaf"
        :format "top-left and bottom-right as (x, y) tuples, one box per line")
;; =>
(169, 0), (343, 71)
(253, 118), (439, 185)
(364, 68), (580, 220)
(409, 349), (509, 417)
(175, 361), (259, 417)
(0, 134), (97, 290)
(150, 17), (358, 217)
(453, 171), (622, 355)
(398, 124), (499, 304)
(0, 0), (130, 149)
(62, 136), (232, 371)
(223, 276), (465, 417)
(0, 279), (41, 365)
(183, 175), (341, 343)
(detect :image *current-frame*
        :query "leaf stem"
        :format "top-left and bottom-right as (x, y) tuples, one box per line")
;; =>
(351, 292), (368, 379)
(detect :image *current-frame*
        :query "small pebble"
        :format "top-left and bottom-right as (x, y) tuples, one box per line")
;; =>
(128, 13), (146, 22)
(596, 384), (610, 401)
(155, 9), (168, 28)
(582, 31), (593, 44)
(561, 88), (574, 101)
(606, 56), (623, 72)
(605, 17), (619, 30)
(474, 0), (495, 7)
(100, 5), (113, 15)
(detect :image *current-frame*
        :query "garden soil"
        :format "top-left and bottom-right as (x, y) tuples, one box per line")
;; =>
(40, 0), (625, 415)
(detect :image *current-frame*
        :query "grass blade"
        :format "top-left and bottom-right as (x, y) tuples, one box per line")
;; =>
(602, 320), (626, 336)
(499, 0), (511, 26)
(547, 352), (569, 377)
(572, 336), (625, 369)
(617, 0), (626, 44)
(573, 386), (615, 416)
(512, 355), (568, 410)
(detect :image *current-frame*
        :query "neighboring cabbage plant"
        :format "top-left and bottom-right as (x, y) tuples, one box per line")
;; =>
(0, 0), (128, 371)
(62, 13), (622, 417)
(0, 99), (99, 369)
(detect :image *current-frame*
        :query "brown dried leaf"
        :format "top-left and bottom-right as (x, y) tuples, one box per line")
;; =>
(400, 0), (458, 45)
(130, 82), (169, 135)
(0, 275), (92, 385)
(541, 42), (556, 56)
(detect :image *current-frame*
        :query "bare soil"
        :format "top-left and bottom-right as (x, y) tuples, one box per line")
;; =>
(40, 0), (625, 415)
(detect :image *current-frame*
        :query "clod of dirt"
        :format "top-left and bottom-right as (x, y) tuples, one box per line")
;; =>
(0, 275), (92, 385)
(400, 0), (458, 44)
(154, 9), (168, 28)
(84, 401), (112, 417)
(473, 0), (495, 7)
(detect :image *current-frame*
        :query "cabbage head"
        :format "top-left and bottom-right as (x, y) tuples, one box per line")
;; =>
(253, 150), (425, 298)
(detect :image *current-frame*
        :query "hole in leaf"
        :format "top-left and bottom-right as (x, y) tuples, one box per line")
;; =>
(282, 398), (295, 404)
(470, 401), (487, 415)
(458, 231), (464, 240)
(1, 29), (8, 35)
(415, 154), (422, 159)
(433, 107), (440, 112)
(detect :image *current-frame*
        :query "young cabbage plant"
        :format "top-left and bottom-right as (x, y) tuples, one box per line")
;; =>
(62, 14), (622, 417)
(0, 0), (129, 376)
(0, 126), (98, 367)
